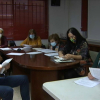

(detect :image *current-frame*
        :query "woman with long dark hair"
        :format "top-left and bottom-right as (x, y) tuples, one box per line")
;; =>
(59, 27), (92, 78)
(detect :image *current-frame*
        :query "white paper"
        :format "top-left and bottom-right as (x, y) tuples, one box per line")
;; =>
(0, 48), (12, 51)
(0, 58), (13, 74)
(26, 52), (42, 55)
(74, 77), (100, 87)
(7, 53), (25, 56)
(0, 68), (5, 74)
(23, 44), (32, 47)
(54, 56), (64, 60)
(32, 48), (43, 50)
(44, 53), (58, 57)
(37, 49), (57, 53)
(89, 68), (100, 80)
(54, 59), (74, 63)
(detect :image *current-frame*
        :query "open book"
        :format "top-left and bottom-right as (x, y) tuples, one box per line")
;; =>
(0, 58), (13, 74)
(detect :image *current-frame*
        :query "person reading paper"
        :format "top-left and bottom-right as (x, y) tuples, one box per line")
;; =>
(59, 27), (93, 78)
(0, 56), (30, 100)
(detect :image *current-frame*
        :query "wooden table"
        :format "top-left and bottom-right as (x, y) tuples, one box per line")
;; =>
(43, 77), (100, 100)
(0, 49), (80, 100)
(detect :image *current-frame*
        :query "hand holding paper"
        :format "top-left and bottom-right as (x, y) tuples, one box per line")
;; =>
(0, 58), (13, 74)
(89, 68), (100, 80)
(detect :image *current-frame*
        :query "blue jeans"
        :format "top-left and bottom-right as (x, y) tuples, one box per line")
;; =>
(0, 75), (30, 100)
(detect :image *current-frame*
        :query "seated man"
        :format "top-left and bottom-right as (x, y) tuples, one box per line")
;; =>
(0, 56), (30, 100)
(88, 52), (100, 80)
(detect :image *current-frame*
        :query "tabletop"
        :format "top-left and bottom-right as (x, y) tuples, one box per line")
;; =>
(43, 77), (100, 100)
(0, 48), (80, 70)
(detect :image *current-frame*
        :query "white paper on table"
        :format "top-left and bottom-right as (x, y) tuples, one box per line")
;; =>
(0, 48), (12, 51)
(89, 67), (100, 80)
(0, 58), (13, 74)
(37, 49), (57, 53)
(32, 48), (43, 50)
(44, 53), (58, 57)
(74, 77), (100, 87)
(54, 59), (74, 63)
(7, 53), (25, 56)
(26, 52), (42, 55)
(23, 44), (32, 47)
(54, 56), (64, 60)
(13, 48), (24, 50)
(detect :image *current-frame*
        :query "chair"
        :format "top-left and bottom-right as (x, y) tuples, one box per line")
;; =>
(8, 40), (16, 47)
(41, 44), (46, 49)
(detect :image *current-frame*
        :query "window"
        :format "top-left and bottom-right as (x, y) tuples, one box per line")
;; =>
(0, 0), (48, 40)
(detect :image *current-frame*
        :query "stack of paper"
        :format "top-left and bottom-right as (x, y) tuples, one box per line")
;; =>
(54, 56), (64, 60)
(54, 59), (74, 63)
(44, 53), (58, 57)
(23, 44), (32, 47)
(32, 48), (43, 50)
(37, 49), (57, 53)
(0, 48), (12, 51)
(7, 53), (25, 56)
(54, 56), (74, 62)
(26, 52), (42, 55)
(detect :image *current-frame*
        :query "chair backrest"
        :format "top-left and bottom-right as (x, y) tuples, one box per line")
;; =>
(41, 44), (46, 49)
(8, 40), (16, 47)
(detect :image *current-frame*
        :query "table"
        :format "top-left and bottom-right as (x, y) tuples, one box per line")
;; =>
(43, 77), (100, 100)
(0, 49), (80, 100)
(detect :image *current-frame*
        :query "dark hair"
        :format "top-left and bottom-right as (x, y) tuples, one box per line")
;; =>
(66, 27), (87, 49)
(28, 29), (37, 40)
(48, 33), (60, 43)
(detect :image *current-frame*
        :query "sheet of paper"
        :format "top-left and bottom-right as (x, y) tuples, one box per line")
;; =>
(0, 68), (5, 74)
(44, 53), (58, 57)
(32, 48), (43, 50)
(74, 77), (100, 87)
(26, 52), (42, 55)
(23, 44), (32, 47)
(2, 58), (13, 67)
(54, 59), (74, 63)
(89, 68), (100, 80)
(0, 58), (13, 74)
(54, 56), (64, 60)
(37, 49), (57, 53)
(0, 48), (12, 51)
(7, 53), (25, 56)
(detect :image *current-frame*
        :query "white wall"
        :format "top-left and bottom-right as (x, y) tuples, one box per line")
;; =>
(49, 0), (69, 37)
(88, 0), (100, 44)
(15, 0), (82, 46)
(49, 0), (82, 36)
(68, 0), (82, 33)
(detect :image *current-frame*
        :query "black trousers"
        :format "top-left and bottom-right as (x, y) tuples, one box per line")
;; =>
(64, 68), (81, 79)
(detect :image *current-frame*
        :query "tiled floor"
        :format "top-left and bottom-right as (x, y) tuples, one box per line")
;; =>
(13, 87), (22, 100)
(13, 85), (31, 100)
